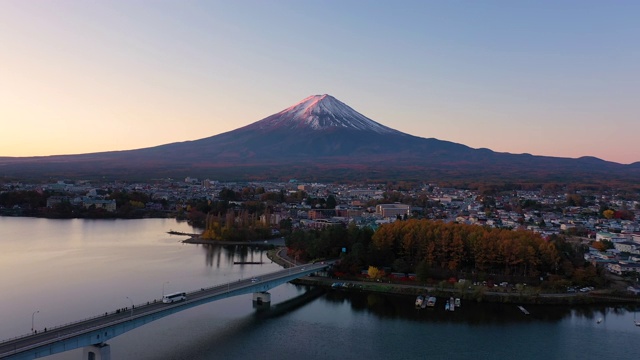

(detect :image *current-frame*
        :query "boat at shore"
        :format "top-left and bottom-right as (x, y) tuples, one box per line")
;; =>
(455, 298), (461, 308)
(415, 295), (424, 308)
(290, 277), (640, 306)
(426, 296), (436, 307)
(448, 297), (455, 312)
(518, 305), (530, 315)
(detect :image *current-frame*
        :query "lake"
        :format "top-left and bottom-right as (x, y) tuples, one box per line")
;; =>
(0, 217), (638, 360)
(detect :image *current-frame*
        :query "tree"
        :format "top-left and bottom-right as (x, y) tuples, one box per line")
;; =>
(600, 240), (614, 250)
(279, 218), (293, 233)
(538, 218), (546, 227)
(218, 188), (238, 201)
(603, 209), (614, 219)
(566, 194), (584, 207)
(368, 266), (384, 280)
(392, 258), (411, 273)
(416, 260), (430, 282)
(326, 195), (337, 209)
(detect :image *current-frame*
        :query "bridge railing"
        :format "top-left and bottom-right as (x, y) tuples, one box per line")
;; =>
(0, 309), (157, 357)
(0, 264), (328, 346)
(0, 281), (231, 346)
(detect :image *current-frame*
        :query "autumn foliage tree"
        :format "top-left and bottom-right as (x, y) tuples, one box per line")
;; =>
(367, 266), (385, 279)
(372, 219), (560, 279)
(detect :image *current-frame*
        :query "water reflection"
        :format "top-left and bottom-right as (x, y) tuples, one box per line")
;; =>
(324, 289), (639, 326)
(198, 244), (272, 268)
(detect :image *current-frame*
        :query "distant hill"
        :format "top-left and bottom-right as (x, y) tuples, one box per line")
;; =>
(1, 94), (638, 184)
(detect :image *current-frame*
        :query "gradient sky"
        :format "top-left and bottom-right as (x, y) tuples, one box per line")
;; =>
(1, 1), (638, 164)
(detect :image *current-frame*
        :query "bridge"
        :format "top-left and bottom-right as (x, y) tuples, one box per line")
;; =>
(0, 263), (329, 360)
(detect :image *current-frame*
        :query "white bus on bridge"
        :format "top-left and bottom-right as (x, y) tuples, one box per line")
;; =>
(162, 292), (187, 303)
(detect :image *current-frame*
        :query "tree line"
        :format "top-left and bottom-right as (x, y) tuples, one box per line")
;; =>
(286, 219), (600, 287)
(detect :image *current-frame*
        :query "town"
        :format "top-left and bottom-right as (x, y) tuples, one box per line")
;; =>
(2, 177), (639, 297)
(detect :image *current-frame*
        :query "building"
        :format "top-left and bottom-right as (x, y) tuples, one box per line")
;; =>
(614, 241), (640, 255)
(299, 219), (342, 229)
(307, 210), (323, 220)
(608, 262), (640, 275)
(376, 204), (410, 218)
(46, 196), (69, 208)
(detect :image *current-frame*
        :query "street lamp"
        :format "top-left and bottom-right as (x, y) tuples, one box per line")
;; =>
(126, 297), (134, 317)
(162, 281), (170, 297)
(31, 310), (39, 333)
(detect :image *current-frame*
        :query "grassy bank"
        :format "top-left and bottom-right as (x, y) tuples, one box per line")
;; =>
(268, 247), (639, 305)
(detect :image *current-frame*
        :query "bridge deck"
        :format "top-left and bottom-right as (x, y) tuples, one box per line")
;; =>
(0, 263), (329, 360)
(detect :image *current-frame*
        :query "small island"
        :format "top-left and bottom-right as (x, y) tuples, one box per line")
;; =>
(171, 211), (280, 247)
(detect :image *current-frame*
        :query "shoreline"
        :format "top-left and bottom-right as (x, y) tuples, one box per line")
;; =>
(180, 234), (276, 247)
(265, 247), (640, 306)
(290, 277), (640, 305)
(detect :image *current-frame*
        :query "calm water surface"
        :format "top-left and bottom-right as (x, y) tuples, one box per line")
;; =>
(1, 217), (638, 360)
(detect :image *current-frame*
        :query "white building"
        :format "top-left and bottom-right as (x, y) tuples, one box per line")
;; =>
(376, 204), (410, 218)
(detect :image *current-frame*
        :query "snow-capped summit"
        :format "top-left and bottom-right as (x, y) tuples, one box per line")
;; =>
(244, 94), (402, 134)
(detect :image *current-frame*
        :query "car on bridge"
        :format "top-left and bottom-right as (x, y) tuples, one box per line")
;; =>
(251, 277), (260, 282)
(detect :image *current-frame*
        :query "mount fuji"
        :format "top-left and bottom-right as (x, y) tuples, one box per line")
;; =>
(1, 94), (638, 182)
(242, 94), (401, 134)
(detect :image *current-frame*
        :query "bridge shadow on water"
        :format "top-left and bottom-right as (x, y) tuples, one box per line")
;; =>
(159, 285), (326, 360)
(253, 286), (326, 318)
(146, 285), (637, 360)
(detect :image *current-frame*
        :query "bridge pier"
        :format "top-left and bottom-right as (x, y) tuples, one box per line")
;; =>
(252, 292), (271, 308)
(82, 343), (111, 360)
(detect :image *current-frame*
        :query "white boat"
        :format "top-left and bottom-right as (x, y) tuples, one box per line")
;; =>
(454, 298), (461, 307)
(426, 296), (436, 307)
(421, 295), (428, 309)
(449, 297), (455, 312)
(415, 295), (424, 308)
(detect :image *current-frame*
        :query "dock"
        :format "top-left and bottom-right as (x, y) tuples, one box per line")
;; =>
(168, 230), (199, 236)
(517, 305), (530, 315)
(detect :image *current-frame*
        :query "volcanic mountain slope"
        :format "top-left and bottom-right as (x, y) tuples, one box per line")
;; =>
(122, 94), (495, 162)
(1, 94), (638, 182)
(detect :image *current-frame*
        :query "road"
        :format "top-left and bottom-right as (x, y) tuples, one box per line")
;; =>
(0, 263), (327, 358)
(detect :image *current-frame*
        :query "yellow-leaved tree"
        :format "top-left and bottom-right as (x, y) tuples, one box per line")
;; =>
(368, 266), (384, 280)
(603, 209), (614, 219)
